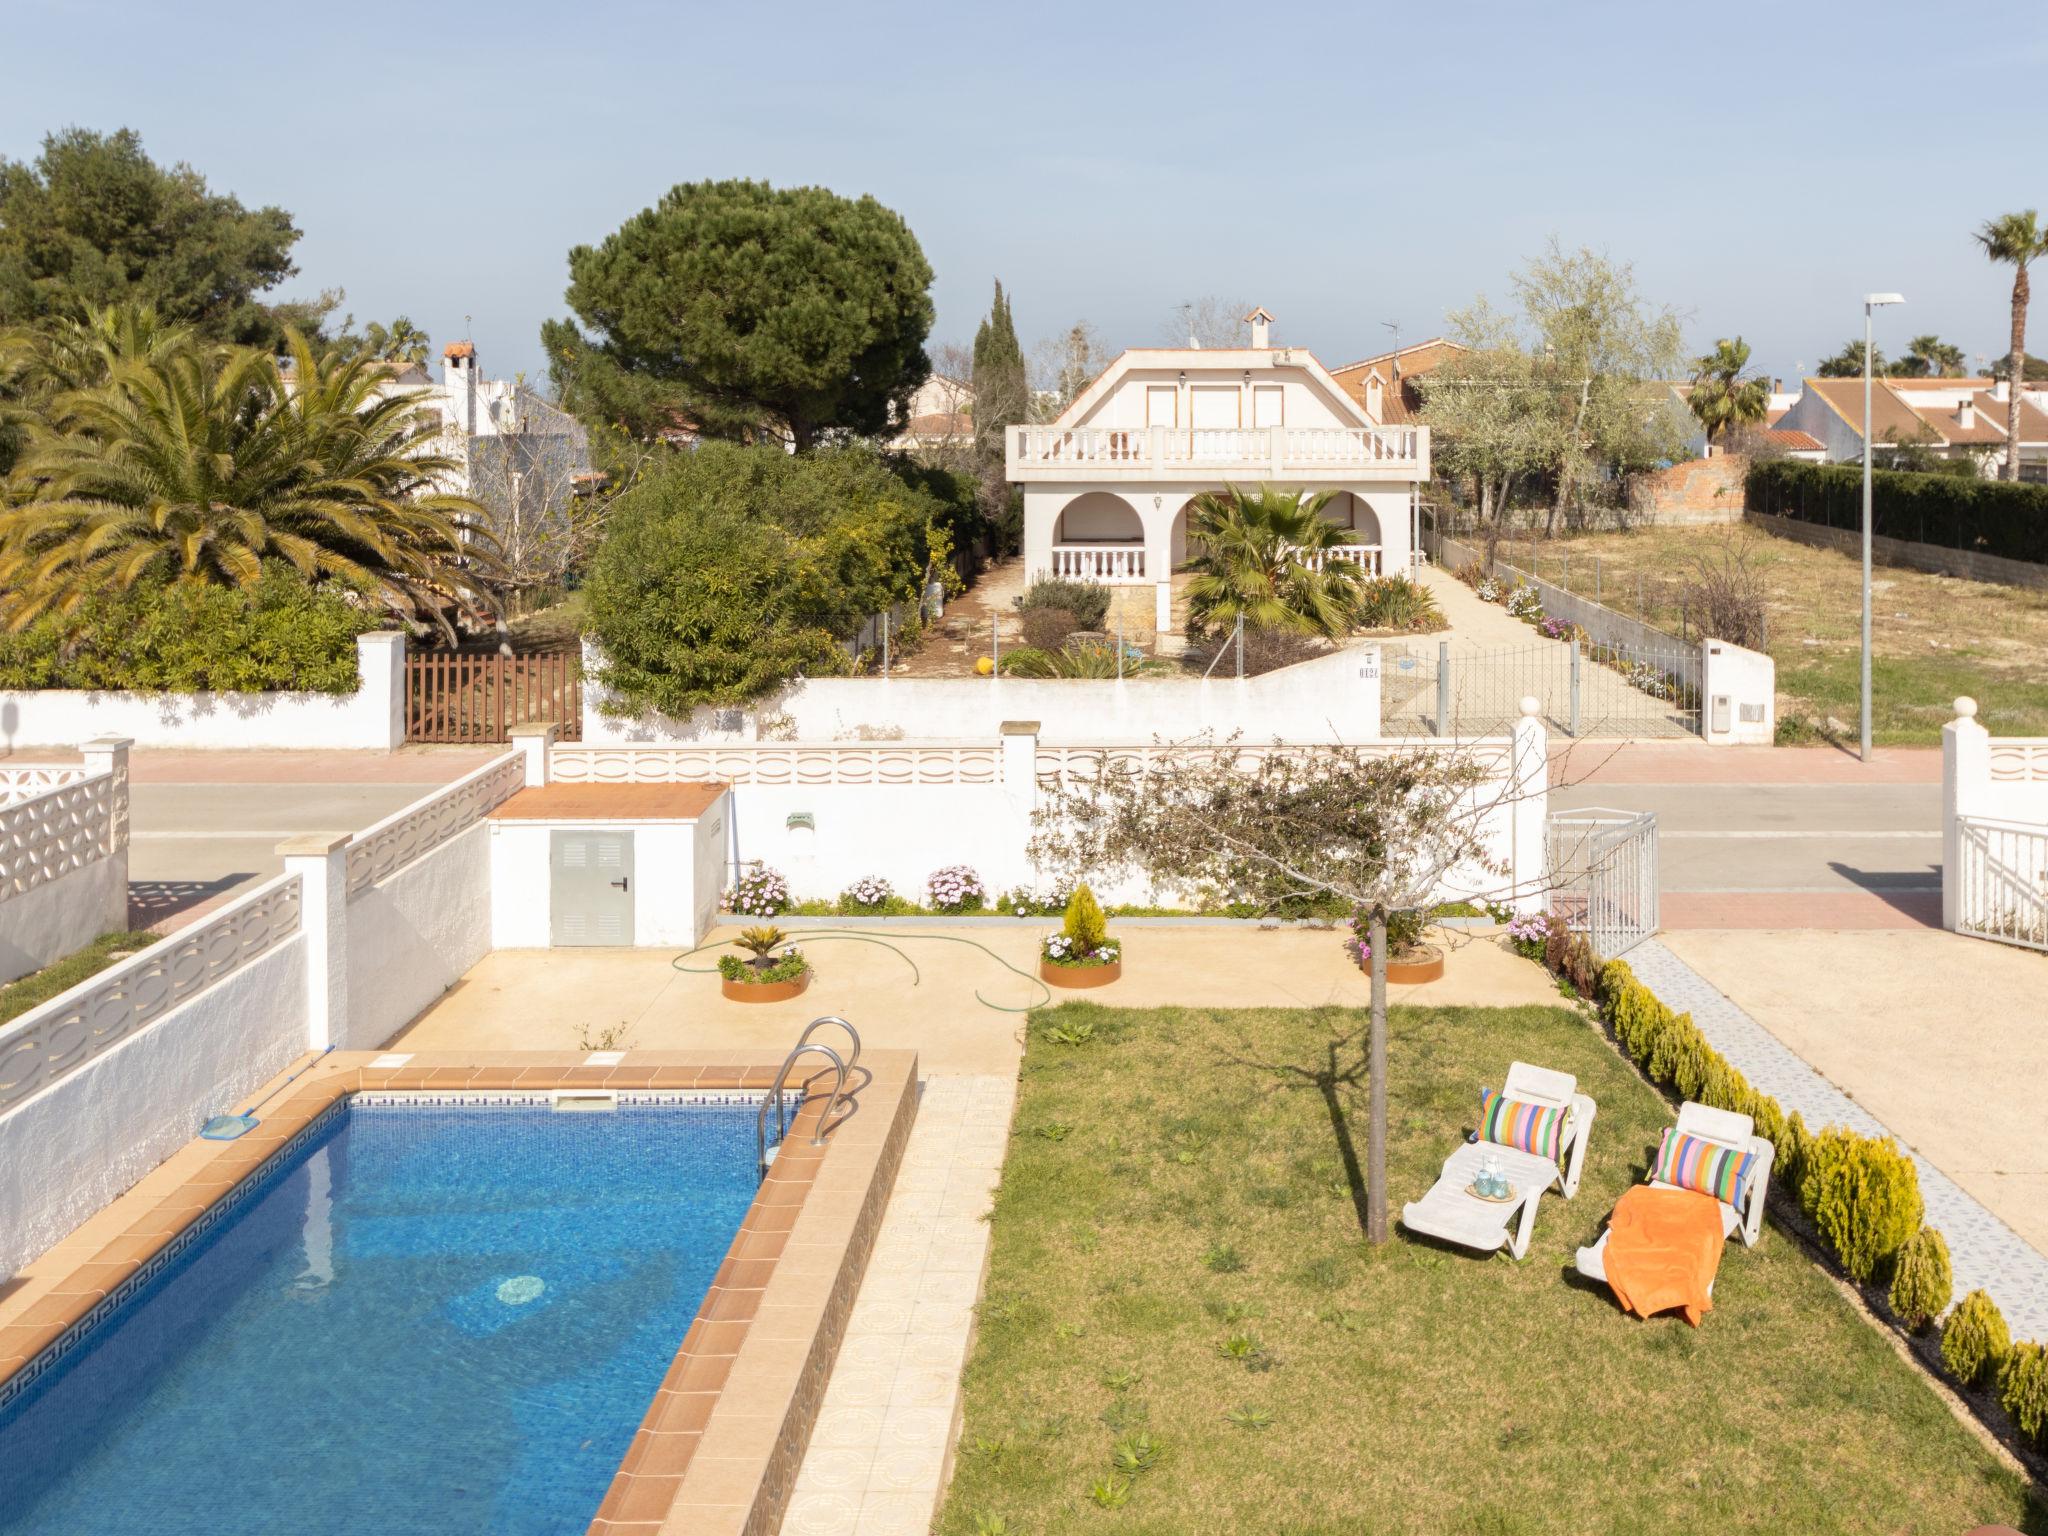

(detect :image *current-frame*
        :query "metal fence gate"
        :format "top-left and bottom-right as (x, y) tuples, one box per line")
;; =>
(1546, 808), (1659, 959)
(1953, 814), (2048, 952)
(1381, 638), (1700, 739)
(405, 648), (583, 743)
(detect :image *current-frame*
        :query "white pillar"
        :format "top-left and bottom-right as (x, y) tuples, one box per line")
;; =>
(1509, 696), (1549, 913)
(279, 833), (351, 1049)
(355, 631), (407, 750)
(1353, 646), (1384, 741)
(1154, 580), (1173, 635)
(509, 723), (556, 787)
(81, 736), (132, 933)
(1001, 720), (1039, 889)
(1941, 697), (1989, 932)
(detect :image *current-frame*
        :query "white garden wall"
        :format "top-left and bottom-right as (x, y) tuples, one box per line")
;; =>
(583, 641), (1386, 746)
(344, 822), (493, 1049)
(0, 913), (307, 1282)
(0, 740), (131, 985)
(1700, 640), (1776, 746)
(0, 633), (405, 751)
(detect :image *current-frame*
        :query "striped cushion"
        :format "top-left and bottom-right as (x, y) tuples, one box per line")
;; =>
(1654, 1129), (1758, 1208)
(1477, 1088), (1570, 1163)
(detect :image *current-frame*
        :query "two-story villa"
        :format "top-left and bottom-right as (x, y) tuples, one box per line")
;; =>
(1005, 309), (1431, 630)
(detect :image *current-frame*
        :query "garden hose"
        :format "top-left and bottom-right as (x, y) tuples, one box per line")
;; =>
(672, 927), (1052, 1013)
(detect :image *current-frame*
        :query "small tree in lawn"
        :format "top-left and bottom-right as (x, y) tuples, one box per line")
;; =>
(1028, 738), (1534, 1242)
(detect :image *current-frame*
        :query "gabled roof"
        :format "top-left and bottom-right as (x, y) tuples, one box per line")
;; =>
(1050, 347), (1374, 430)
(1799, 377), (2048, 448)
(1762, 428), (1824, 452)
(1327, 339), (1467, 425)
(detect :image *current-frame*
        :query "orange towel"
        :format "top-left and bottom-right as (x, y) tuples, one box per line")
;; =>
(1602, 1185), (1725, 1326)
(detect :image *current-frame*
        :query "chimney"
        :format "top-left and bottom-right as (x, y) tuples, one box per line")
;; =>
(443, 341), (477, 434)
(1244, 306), (1275, 349)
(1959, 397), (1976, 431)
(1772, 377), (1783, 393)
(1993, 378), (2011, 404)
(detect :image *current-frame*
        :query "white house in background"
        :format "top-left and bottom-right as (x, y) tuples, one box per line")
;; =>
(889, 372), (975, 458)
(1774, 376), (2048, 480)
(1006, 308), (1430, 628)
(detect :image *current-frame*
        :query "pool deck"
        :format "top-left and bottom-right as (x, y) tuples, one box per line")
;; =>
(0, 1048), (919, 1536)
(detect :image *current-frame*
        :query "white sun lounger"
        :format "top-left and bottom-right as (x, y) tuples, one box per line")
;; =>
(1574, 1101), (1774, 1292)
(1399, 1061), (1597, 1261)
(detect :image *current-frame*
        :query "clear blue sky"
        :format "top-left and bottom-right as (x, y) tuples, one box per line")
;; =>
(4, 0), (2039, 388)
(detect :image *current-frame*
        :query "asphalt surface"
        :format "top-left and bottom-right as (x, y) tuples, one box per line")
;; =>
(1546, 781), (1942, 895)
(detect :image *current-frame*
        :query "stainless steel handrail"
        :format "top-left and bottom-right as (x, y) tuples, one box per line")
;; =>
(755, 1041), (848, 1177)
(795, 1015), (861, 1073)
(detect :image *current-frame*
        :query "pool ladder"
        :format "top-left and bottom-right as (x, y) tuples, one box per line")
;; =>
(756, 1016), (861, 1177)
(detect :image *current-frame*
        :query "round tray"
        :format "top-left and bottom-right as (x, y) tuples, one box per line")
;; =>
(1464, 1181), (1519, 1204)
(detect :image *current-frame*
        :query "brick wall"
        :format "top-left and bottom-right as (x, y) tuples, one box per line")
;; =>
(1629, 455), (1748, 525)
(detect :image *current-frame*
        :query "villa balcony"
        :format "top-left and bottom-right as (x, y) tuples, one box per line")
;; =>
(1008, 423), (1427, 482)
(1049, 541), (1382, 586)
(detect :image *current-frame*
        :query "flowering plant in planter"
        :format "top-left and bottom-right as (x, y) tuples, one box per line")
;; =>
(839, 875), (896, 915)
(1503, 912), (1551, 959)
(730, 865), (790, 917)
(1342, 905), (1429, 967)
(1041, 885), (1120, 973)
(926, 864), (987, 913)
(718, 925), (810, 986)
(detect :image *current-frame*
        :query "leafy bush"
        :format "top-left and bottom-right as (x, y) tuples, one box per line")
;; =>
(1940, 1289), (2010, 1391)
(1746, 457), (2048, 565)
(1504, 584), (1543, 620)
(1796, 1127), (1924, 1282)
(0, 565), (379, 693)
(999, 642), (1167, 679)
(718, 949), (808, 984)
(1351, 575), (1444, 633)
(1018, 577), (1110, 632)
(1062, 884), (1108, 950)
(1999, 1341), (2048, 1448)
(587, 441), (963, 714)
(1886, 1226), (1952, 1333)
(1019, 605), (1078, 651)
(927, 864), (987, 912)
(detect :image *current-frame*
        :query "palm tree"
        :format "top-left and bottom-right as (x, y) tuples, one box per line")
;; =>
(1180, 485), (1368, 638)
(1976, 211), (2048, 481)
(1687, 336), (1771, 447)
(1895, 335), (1966, 378)
(0, 319), (493, 632)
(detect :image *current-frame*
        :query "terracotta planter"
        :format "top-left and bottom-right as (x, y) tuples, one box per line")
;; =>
(721, 968), (812, 1004)
(1041, 958), (1122, 989)
(1367, 944), (1445, 985)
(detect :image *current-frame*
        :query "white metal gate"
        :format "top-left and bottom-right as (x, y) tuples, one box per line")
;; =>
(1547, 808), (1659, 959)
(1954, 814), (2048, 952)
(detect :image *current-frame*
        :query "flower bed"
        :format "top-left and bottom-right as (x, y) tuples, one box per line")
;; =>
(1040, 885), (1122, 987)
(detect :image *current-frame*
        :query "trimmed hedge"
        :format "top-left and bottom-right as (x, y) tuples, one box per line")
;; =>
(1746, 457), (2048, 565)
(0, 566), (378, 693)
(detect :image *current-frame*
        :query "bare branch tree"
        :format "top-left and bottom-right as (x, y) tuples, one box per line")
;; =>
(1027, 733), (1549, 1242)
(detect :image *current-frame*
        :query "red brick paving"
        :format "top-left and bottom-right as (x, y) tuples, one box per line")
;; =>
(1661, 889), (1941, 931)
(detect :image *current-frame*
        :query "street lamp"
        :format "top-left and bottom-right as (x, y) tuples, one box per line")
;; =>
(1861, 293), (1904, 763)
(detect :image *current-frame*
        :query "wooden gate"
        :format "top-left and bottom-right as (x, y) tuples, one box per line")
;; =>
(405, 649), (583, 743)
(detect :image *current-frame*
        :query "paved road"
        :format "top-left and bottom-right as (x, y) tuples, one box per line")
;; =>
(123, 749), (494, 929)
(1547, 781), (1941, 896)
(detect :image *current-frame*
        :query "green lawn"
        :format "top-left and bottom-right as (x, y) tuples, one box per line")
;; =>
(0, 930), (157, 1025)
(1491, 526), (2048, 744)
(938, 1002), (2042, 1535)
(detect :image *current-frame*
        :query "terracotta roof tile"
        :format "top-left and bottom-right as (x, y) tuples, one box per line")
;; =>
(1763, 429), (1824, 452)
(442, 341), (475, 360)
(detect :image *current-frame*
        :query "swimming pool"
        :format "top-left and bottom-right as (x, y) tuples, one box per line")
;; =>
(0, 1094), (780, 1536)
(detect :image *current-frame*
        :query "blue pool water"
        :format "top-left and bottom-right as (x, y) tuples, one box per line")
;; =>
(0, 1099), (776, 1536)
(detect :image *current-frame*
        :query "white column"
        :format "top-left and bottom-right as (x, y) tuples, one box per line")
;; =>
(1508, 696), (1549, 913)
(1154, 580), (1173, 634)
(355, 631), (407, 750)
(509, 723), (556, 787)
(279, 833), (351, 1049)
(1023, 489), (1063, 584)
(1353, 645), (1384, 741)
(81, 736), (132, 933)
(1941, 697), (1989, 932)
(1000, 721), (1039, 888)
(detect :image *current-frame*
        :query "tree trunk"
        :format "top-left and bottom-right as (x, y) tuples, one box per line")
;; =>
(2007, 264), (2030, 482)
(1366, 906), (1389, 1244)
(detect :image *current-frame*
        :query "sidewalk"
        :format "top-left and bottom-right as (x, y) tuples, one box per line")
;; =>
(1630, 935), (2048, 1340)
